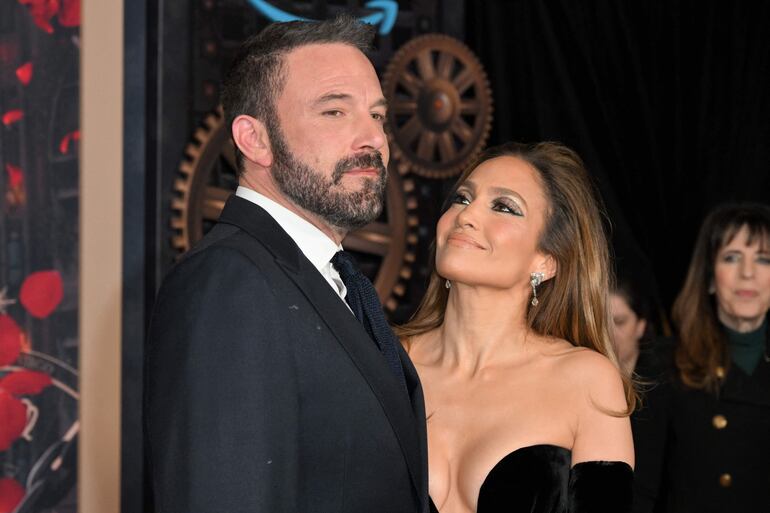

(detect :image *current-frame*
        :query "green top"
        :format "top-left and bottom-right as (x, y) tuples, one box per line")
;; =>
(725, 316), (768, 376)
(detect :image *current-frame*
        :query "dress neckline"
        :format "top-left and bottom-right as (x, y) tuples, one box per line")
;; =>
(430, 444), (572, 513)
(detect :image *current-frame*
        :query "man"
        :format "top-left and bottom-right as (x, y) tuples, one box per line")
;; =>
(144, 15), (428, 513)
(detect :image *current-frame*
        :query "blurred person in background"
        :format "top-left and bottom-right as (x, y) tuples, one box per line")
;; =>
(631, 203), (770, 513)
(610, 275), (655, 377)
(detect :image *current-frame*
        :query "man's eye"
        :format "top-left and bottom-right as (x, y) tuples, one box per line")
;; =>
(371, 112), (386, 122)
(323, 110), (343, 117)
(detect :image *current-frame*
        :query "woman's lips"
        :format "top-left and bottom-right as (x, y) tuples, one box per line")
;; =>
(447, 233), (485, 249)
(734, 289), (759, 298)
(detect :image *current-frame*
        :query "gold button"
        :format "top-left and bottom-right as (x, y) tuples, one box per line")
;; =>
(712, 414), (728, 429)
(719, 473), (732, 487)
(715, 366), (726, 379)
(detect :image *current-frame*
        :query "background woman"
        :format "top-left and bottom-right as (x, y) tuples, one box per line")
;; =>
(399, 142), (635, 513)
(632, 203), (770, 513)
(610, 275), (654, 377)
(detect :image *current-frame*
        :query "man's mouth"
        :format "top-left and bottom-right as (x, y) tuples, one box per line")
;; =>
(346, 167), (380, 177)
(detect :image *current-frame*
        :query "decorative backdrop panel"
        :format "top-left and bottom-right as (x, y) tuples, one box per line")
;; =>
(0, 2), (79, 512)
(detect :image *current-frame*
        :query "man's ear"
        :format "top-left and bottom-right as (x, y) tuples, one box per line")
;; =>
(231, 114), (272, 168)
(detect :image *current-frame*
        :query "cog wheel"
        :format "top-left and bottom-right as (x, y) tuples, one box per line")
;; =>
(171, 106), (419, 312)
(383, 34), (493, 179)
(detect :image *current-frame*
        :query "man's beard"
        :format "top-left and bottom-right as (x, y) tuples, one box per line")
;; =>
(268, 121), (388, 232)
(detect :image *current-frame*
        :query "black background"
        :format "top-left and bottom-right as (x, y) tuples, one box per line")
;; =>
(467, 0), (770, 311)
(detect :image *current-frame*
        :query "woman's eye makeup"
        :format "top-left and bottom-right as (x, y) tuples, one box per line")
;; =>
(450, 190), (523, 216)
(492, 198), (523, 216)
(718, 251), (770, 264)
(451, 191), (471, 205)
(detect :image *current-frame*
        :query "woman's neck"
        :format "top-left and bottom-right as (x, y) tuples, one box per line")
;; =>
(435, 284), (532, 374)
(717, 309), (767, 333)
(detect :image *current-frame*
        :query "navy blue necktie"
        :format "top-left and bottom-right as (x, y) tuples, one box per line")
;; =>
(331, 251), (407, 391)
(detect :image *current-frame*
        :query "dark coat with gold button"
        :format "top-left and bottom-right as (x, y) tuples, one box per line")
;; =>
(632, 335), (770, 513)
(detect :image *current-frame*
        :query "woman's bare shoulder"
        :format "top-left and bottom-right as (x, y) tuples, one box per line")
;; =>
(543, 340), (625, 405)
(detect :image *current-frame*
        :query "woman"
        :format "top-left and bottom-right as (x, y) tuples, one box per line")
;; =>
(609, 275), (668, 382)
(610, 277), (652, 377)
(608, 275), (673, 513)
(632, 203), (770, 513)
(399, 142), (635, 513)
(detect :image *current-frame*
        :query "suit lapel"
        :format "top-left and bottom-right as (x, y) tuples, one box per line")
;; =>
(217, 196), (425, 499)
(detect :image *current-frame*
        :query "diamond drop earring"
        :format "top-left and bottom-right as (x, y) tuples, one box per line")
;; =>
(530, 272), (545, 306)
(445, 279), (451, 290)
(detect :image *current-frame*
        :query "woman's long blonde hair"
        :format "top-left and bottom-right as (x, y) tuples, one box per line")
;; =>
(397, 141), (636, 412)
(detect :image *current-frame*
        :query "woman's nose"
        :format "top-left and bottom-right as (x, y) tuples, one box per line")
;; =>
(455, 202), (478, 229)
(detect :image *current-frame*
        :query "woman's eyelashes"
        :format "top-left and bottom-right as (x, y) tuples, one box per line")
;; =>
(451, 191), (523, 216)
(451, 191), (471, 205)
(492, 199), (524, 216)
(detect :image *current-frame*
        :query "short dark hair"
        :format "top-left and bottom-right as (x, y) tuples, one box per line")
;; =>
(221, 14), (376, 171)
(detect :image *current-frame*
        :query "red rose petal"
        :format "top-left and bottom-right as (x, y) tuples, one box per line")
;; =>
(21, 0), (59, 34)
(0, 371), (51, 396)
(59, 130), (79, 154)
(0, 477), (25, 512)
(20, 271), (63, 319)
(4, 164), (23, 189)
(15, 62), (33, 85)
(0, 389), (27, 452)
(2, 110), (23, 126)
(0, 315), (22, 367)
(58, 0), (79, 27)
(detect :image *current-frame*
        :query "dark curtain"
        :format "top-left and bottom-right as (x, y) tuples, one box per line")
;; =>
(466, 0), (770, 313)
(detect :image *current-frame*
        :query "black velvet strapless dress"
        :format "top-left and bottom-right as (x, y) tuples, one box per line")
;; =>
(428, 444), (633, 513)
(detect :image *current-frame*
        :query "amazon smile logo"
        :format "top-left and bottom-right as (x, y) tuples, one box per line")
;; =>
(248, 0), (399, 35)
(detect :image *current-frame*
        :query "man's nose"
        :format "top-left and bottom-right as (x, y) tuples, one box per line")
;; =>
(353, 114), (387, 152)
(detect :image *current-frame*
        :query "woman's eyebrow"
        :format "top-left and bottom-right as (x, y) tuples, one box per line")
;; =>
(489, 186), (528, 208)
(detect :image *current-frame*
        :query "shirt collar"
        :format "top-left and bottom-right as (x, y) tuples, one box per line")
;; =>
(235, 186), (341, 272)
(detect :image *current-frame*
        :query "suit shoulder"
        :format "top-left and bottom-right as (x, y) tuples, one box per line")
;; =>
(155, 226), (278, 310)
(167, 224), (272, 277)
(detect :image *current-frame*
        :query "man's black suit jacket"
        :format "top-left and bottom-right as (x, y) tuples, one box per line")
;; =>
(145, 195), (428, 513)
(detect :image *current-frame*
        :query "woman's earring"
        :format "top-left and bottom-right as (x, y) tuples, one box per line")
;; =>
(530, 272), (545, 306)
(445, 279), (451, 290)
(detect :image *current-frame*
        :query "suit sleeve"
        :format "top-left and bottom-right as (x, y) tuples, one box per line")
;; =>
(144, 247), (300, 513)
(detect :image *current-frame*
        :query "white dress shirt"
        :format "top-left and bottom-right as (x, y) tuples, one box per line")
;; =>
(235, 186), (348, 301)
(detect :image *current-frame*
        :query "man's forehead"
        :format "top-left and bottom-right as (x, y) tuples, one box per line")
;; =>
(282, 43), (383, 98)
(285, 42), (371, 73)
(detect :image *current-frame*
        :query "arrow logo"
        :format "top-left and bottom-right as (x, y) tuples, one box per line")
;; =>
(247, 0), (398, 35)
